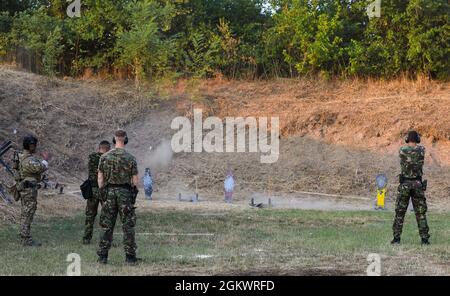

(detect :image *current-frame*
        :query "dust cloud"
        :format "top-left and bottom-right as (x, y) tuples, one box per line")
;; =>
(142, 139), (173, 172)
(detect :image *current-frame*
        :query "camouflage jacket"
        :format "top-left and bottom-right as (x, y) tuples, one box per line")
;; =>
(98, 148), (138, 186)
(18, 151), (47, 183)
(88, 152), (102, 187)
(399, 145), (425, 179)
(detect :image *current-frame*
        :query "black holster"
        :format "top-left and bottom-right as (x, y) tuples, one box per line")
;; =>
(399, 175), (422, 184)
(422, 180), (428, 191)
(23, 181), (40, 189)
(131, 186), (139, 205)
(399, 175), (427, 191)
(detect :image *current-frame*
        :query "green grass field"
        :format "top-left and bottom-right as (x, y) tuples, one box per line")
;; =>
(1, 207), (449, 275)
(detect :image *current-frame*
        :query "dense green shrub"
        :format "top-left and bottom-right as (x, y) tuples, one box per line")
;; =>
(1, 0), (448, 80)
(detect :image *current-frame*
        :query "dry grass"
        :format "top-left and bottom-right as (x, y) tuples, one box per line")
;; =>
(176, 76), (450, 163)
(164, 76), (450, 200)
(0, 67), (153, 176)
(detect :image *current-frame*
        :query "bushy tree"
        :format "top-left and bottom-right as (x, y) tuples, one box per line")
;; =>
(114, 0), (176, 87)
(8, 7), (63, 73)
(1, 0), (448, 80)
(182, 26), (220, 78)
(348, 0), (409, 78)
(64, 0), (129, 74)
(0, 12), (12, 57)
(42, 25), (63, 75)
(406, 0), (450, 79)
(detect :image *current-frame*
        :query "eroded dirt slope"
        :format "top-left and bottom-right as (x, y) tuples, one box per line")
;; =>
(179, 78), (450, 165)
(1, 66), (449, 224)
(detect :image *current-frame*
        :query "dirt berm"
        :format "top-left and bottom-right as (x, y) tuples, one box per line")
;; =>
(0, 66), (449, 221)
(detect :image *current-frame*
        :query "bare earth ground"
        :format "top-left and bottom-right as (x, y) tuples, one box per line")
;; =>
(1, 66), (449, 203)
(0, 66), (449, 275)
(0, 64), (449, 220)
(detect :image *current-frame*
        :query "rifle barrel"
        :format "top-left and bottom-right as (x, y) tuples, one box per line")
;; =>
(0, 141), (12, 157)
(0, 140), (12, 151)
(0, 141), (14, 176)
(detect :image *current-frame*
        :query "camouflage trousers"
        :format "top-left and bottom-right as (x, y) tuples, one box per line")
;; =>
(83, 187), (102, 241)
(392, 182), (430, 240)
(19, 188), (38, 244)
(97, 187), (137, 256)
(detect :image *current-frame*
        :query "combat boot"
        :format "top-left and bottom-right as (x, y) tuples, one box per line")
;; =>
(421, 238), (430, 245)
(390, 237), (401, 245)
(23, 239), (42, 247)
(125, 254), (141, 265)
(97, 254), (108, 264)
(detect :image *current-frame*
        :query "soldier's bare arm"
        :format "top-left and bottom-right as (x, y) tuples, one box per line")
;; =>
(131, 157), (139, 187)
(97, 155), (105, 188)
(98, 171), (105, 188)
(132, 174), (138, 187)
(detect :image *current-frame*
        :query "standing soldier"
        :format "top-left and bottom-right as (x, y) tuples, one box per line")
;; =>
(82, 140), (111, 245)
(15, 135), (48, 246)
(392, 131), (430, 245)
(97, 130), (140, 264)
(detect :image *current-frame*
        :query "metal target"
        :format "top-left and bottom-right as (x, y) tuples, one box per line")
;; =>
(375, 174), (388, 189)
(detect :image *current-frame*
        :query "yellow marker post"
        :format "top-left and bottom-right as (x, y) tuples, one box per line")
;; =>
(376, 188), (386, 209)
(375, 174), (388, 210)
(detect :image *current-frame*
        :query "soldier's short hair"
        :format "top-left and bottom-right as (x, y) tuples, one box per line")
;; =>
(406, 130), (421, 144)
(23, 135), (38, 150)
(99, 140), (111, 150)
(115, 130), (127, 139)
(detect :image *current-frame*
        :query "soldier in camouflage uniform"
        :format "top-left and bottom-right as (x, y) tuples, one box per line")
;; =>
(15, 135), (48, 246)
(97, 130), (140, 264)
(82, 140), (111, 245)
(392, 131), (430, 245)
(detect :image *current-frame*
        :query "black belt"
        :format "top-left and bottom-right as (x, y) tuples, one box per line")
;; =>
(400, 176), (422, 183)
(107, 184), (132, 189)
(23, 181), (40, 189)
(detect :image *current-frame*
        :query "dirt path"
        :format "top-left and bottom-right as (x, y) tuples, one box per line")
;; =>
(63, 183), (449, 213)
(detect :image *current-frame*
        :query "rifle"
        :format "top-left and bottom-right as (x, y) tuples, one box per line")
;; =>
(0, 140), (65, 196)
(0, 140), (14, 176)
(0, 140), (15, 204)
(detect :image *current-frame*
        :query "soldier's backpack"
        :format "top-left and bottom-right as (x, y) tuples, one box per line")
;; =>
(80, 179), (93, 200)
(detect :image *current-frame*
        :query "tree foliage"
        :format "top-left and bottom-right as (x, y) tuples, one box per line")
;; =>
(1, 0), (448, 80)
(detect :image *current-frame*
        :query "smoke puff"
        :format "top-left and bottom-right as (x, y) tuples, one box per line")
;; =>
(144, 139), (173, 171)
